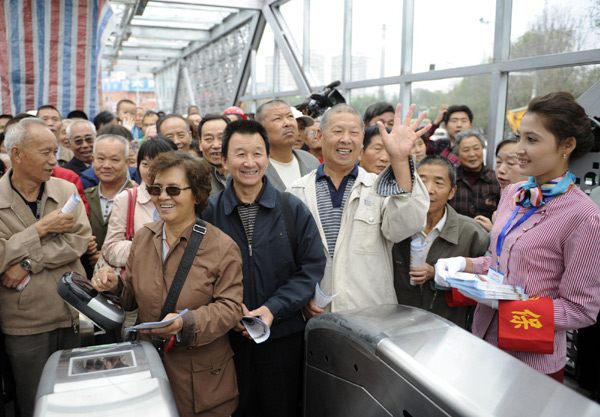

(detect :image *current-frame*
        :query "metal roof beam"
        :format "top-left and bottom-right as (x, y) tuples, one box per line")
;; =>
(149, 0), (264, 10)
(120, 46), (183, 59)
(129, 25), (210, 41)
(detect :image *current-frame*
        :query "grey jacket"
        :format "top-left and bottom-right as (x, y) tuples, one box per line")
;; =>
(266, 149), (320, 191)
(392, 204), (489, 329)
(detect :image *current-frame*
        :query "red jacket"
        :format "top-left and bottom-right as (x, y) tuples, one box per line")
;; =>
(52, 166), (90, 216)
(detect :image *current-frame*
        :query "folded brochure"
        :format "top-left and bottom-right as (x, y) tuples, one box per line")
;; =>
(125, 309), (189, 331)
(314, 282), (340, 309)
(241, 316), (270, 344)
(447, 273), (529, 301)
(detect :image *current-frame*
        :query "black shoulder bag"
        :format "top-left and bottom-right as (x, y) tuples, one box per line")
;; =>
(150, 218), (207, 354)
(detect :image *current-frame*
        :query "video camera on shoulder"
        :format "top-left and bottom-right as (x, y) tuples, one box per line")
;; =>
(299, 80), (347, 118)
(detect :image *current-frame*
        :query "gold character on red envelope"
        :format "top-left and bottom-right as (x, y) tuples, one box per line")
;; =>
(510, 309), (543, 330)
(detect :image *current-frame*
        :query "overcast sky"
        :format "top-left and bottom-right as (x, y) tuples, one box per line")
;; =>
(270, 0), (599, 92)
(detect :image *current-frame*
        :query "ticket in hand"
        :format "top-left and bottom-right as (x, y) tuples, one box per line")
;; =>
(61, 193), (82, 214)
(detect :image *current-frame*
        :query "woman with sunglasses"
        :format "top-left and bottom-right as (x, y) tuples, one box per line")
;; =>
(103, 137), (176, 269)
(435, 92), (600, 382)
(91, 151), (244, 416)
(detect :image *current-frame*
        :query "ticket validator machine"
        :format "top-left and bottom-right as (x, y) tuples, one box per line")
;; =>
(33, 273), (179, 417)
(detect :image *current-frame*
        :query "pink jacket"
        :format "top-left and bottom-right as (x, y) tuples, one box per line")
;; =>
(471, 183), (600, 373)
(102, 183), (155, 267)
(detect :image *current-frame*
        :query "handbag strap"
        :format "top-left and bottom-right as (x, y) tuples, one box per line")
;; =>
(125, 187), (137, 241)
(159, 218), (207, 321)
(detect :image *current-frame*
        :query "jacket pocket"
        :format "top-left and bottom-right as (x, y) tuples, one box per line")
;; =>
(191, 346), (238, 413)
(352, 206), (383, 254)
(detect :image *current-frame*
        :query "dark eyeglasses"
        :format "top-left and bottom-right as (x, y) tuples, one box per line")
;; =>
(73, 137), (94, 146)
(146, 185), (191, 197)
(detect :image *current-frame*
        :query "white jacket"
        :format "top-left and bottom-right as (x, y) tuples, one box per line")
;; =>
(288, 165), (429, 312)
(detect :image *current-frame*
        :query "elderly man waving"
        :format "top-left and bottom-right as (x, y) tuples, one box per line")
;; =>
(0, 118), (90, 417)
(289, 103), (430, 315)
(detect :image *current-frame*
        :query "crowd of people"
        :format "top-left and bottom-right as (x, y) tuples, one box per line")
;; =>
(0, 91), (599, 417)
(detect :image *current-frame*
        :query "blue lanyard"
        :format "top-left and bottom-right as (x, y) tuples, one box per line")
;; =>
(495, 205), (538, 269)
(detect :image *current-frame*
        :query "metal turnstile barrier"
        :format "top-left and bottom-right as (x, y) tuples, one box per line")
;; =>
(304, 305), (600, 417)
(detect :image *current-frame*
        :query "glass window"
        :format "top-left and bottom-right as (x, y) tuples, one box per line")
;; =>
(276, 48), (300, 93)
(510, 0), (600, 58)
(412, 0), (495, 73)
(412, 75), (492, 133)
(308, 0), (344, 86)
(505, 65), (600, 137)
(279, 0), (304, 54)
(254, 25), (275, 95)
(348, 85), (400, 120)
(350, 1), (402, 81)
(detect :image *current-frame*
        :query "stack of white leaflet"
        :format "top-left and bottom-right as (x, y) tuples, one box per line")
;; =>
(446, 272), (529, 300)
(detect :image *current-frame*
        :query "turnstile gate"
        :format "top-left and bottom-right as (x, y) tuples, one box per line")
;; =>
(304, 305), (600, 417)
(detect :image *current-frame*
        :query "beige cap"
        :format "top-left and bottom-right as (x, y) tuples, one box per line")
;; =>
(291, 107), (314, 126)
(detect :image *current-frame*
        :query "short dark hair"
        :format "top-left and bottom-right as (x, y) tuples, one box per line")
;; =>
(189, 138), (201, 156)
(37, 105), (61, 119)
(149, 151), (212, 214)
(98, 124), (133, 142)
(526, 91), (600, 160)
(93, 111), (118, 131)
(198, 114), (230, 138)
(143, 111), (159, 121)
(363, 125), (390, 149)
(443, 105), (473, 125)
(137, 136), (177, 174)
(417, 154), (457, 188)
(495, 138), (519, 157)
(116, 99), (136, 112)
(222, 119), (270, 158)
(4, 113), (35, 133)
(363, 102), (394, 126)
(0, 158), (5, 176)
(0, 114), (13, 120)
(255, 99), (289, 124)
(67, 110), (88, 120)
(157, 114), (190, 135)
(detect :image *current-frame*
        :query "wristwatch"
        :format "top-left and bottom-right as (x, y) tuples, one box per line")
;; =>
(20, 258), (32, 272)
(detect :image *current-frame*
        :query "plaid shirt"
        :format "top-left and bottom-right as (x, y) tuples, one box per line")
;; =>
(426, 138), (461, 167)
(449, 166), (500, 219)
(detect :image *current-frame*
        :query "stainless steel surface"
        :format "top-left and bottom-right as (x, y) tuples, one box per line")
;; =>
(78, 313), (95, 347)
(87, 296), (127, 326)
(305, 305), (600, 417)
(34, 341), (179, 417)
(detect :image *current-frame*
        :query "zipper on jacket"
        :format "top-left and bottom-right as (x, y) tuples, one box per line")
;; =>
(429, 289), (438, 310)
(237, 210), (253, 260)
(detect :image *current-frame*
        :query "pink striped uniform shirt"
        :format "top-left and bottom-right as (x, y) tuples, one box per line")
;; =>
(471, 182), (600, 374)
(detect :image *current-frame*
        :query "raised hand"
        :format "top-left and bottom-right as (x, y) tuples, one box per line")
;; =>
(377, 103), (430, 161)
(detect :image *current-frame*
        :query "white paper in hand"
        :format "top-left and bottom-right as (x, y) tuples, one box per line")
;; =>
(314, 282), (340, 309)
(61, 193), (82, 214)
(125, 309), (189, 331)
(241, 316), (270, 344)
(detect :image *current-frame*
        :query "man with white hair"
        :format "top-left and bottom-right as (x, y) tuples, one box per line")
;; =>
(63, 119), (96, 175)
(289, 103), (430, 315)
(84, 134), (133, 259)
(0, 118), (91, 417)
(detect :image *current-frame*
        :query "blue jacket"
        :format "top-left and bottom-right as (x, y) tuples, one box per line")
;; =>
(202, 178), (326, 339)
(80, 166), (140, 190)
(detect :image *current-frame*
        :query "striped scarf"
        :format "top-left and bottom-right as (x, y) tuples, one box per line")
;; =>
(514, 171), (576, 207)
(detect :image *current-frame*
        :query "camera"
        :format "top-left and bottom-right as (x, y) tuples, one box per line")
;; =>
(298, 81), (347, 118)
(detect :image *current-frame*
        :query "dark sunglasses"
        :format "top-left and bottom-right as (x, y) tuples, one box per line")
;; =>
(146, 185), (191, 197)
